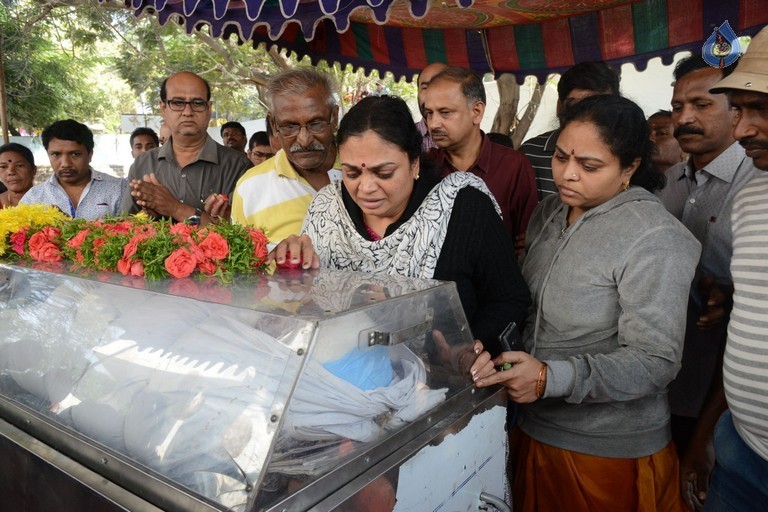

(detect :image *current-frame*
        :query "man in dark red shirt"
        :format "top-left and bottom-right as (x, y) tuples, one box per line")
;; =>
(424, 67), (538, 240)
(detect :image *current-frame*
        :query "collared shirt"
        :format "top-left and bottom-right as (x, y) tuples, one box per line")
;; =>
(121, 135), (251, 216)
(231, 149), (341, 244)
(429, 132), (538, 239)
(416, 118), (438, 152)
(21, 169), (125, 220)
(658, 142), (759, 289)
(519, 128), (560, 200)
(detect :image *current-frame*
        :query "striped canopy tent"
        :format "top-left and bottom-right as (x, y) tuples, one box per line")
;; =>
(121, 0), (768, 81)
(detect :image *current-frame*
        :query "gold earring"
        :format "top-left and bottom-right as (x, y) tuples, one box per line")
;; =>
(623, 181), (630, 191)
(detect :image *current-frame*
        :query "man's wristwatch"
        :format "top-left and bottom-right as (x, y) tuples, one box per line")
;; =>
(186, 208), (203, 226)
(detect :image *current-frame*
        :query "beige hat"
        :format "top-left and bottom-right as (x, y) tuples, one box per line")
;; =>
(710, 25), (768, 94)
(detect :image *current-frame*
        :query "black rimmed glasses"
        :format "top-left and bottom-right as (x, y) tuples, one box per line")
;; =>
(275, 116), (333, 137)
(165, 99), (209, 112)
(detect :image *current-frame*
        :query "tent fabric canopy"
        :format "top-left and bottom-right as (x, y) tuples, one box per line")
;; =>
(124, 0), (768, 80)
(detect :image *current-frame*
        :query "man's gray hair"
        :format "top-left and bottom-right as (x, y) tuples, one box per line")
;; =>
(265, 68), (338, 113)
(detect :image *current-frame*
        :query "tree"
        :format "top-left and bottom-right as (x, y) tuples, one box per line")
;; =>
(1, 0), (134, 134)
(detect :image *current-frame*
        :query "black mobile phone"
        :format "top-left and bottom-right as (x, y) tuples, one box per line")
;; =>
(497, 322), (524, 371)
(499, 322), (524, 352)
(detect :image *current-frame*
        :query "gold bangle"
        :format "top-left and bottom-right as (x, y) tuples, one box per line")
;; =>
(535, 362), (548, 399)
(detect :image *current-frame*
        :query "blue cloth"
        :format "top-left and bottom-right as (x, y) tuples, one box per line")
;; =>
(705, 410), (768, 512)
(323, 346), (393, 391)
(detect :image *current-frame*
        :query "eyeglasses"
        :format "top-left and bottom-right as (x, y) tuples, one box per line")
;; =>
(249, 150), (274, 159)
(275, 117), (332, 137)
(165, 99), (209, 112)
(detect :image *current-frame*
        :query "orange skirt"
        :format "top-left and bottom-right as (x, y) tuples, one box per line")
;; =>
(512, 432), (687, 512)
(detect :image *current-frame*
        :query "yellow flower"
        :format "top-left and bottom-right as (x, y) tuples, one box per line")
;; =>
(0, 204), (69, 256)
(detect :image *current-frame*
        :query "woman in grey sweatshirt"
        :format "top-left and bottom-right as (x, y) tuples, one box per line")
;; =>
(472, 95), (701, 512)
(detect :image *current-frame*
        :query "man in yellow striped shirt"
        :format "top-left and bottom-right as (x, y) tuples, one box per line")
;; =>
(231, 69), (340, 245)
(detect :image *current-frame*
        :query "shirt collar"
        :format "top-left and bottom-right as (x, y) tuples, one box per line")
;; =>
(158, 135), (219, 164)
(697, 142), (746, 184)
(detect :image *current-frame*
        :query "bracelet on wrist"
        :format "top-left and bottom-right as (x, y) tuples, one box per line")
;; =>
(535, 362), (548, 399)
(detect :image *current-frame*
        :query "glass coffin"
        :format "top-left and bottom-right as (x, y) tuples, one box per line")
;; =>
(0, 263), (482, 511)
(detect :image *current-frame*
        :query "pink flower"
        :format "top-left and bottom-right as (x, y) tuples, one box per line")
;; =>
(66, 229), (91, 250)
(40, 226), (61, 241)
(199, 232), (229, 260)
(117, 257), (132, 275)
(164, 248), (197, 278)
(129, 260), (144, 277)
(123, 235), (145, 258)
(197, 258), (217, 275)
(248, 228), (269, 264)
(30, 241), (63, 263)
(170, 223), (194, 242)
(10, 230), (27, 255)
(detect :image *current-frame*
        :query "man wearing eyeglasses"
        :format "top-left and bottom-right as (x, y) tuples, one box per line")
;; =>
(246, 131), (274, 166)
(121, 71), (251, 226)
(231, 68), (341, 245)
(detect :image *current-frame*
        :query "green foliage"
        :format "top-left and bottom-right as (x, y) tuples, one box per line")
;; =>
(1, 1), (134, 132)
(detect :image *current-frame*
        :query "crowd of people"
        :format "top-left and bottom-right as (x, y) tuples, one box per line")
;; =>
(3, 24), (768, 512)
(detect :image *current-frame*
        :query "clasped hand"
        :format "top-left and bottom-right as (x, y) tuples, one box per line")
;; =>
(130, 173), (230, 222)
(470, 341), (544, 403)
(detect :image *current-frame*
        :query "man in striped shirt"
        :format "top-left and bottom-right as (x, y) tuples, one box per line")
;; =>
(519, 61), (620, 200)
(231, 69), (341, 246)
(698, 27), (768, 511)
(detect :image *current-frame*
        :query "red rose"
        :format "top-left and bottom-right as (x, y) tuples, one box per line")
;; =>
(170, 223), (194, 242)
(117, 257), (131, 275)
(129, 260), (144, 277)
(10, 230), (27, 255)
(30, 241), (63, 263)
(199, 232), (229, 260)
(66, 229), (91, 250)
(164, 248), (197, 278)
(197, 258), (218, 275)
(27, 231), (48, 253)
(40, 226), (61, 241)
(248, 228), (269, 264)
(123, 235), (143, 258)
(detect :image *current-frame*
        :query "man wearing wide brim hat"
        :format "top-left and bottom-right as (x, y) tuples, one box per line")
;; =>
(701, 25), (768, 512)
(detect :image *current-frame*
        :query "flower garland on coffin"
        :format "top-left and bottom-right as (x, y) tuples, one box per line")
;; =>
(0, 205), (270, 281)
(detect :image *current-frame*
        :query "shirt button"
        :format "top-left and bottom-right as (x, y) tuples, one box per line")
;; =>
(180, 200), (185, 204)
(181, 174), (186, 178)
(689, 198), (696, 204)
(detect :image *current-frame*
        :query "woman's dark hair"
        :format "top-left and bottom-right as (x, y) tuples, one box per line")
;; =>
(0, 142), (35, 169)
(559, 95), (665, 192)
(337, 96), (423, 163)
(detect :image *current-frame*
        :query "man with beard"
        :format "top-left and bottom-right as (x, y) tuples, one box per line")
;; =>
(121, 71), (251, 226)
(656, 55), (759, 509)
(231, 68), (340, 245)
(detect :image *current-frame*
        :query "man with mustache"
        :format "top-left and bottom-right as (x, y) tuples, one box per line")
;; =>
(231, 68), (340, 244)
(121, 71), (251, 226)
(22, 119), (125, 220)
(657, 54), (759, 510)
(220, 122), (248, 153)
(702, 25), (768, 511)
(423, 66), (537, 240)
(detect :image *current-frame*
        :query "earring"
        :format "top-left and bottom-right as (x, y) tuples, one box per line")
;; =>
(623, 181), (630, 191)
(415, 173), (420, 180)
